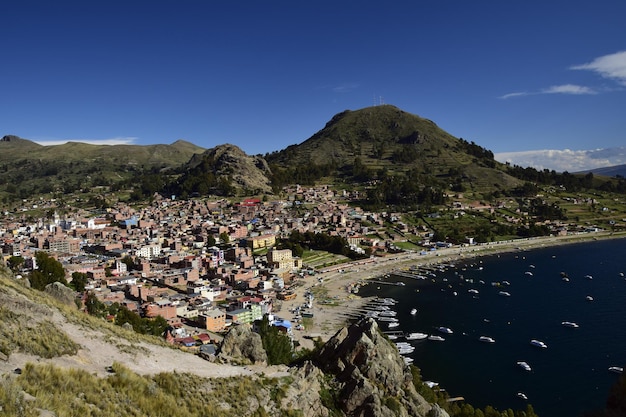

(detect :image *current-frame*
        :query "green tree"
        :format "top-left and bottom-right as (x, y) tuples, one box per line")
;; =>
(70, 272), (88, 292)
(257, 315), (293, 365)
(6, 255), (24, 272)
(85, 292), (107, 318)
(29, 252), (67, 290)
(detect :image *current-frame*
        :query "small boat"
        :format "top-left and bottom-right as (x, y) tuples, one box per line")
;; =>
(609, 366), (624, 374)
(525, 271), (533, 276)
(530, 339), (548, 348)
(585, 275), (593, 280)
(388, 322), (400, 328)
(428, 335), (445, 341)
(586, 295), (594, 301)
(562, 277), (570, 282)
(498, 291), (511, 297)
(479, 336), (495, 343)
(517, 392), (528, 400)
(468, 289), (479, 294)
(517, 361), (532, 371)
(437, 326), (453, 334)
(405, 332), (428, 340)
(410, 308), (418, 315)
(562, 321), (579, 328)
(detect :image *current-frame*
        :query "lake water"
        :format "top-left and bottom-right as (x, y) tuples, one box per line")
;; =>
(357, 238), (626, 416)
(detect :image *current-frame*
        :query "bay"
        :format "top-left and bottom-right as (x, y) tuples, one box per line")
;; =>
(358, 238), (626, 416)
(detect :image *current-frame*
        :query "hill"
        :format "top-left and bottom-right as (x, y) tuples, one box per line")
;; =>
(577, 163), (626, 178)
(266, 105), (521, 192)
(0, 135), (205, 199)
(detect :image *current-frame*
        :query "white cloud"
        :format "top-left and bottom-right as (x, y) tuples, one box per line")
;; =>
(494, 147), (626, 172)
(541, 84), (596, 95)
(500, 84), (595, 99)
(571, 50), (626, 86)
(499, 91), (530, 99)
(33, 137), (138, 146)
(332, 83), (359, 93)
(500, 50), (626, 99)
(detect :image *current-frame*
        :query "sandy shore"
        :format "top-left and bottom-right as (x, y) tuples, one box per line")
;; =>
(282, 231), (626, 351)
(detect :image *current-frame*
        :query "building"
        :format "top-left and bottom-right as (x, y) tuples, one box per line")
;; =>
(198, 309), (226, 332)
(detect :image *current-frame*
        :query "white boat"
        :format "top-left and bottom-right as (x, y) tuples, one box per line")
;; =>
(479, 336), (495, 343)
(410, 308), (418, 315)
(388, 322), (400, 328)
(403, 357), (414, 365)
(585, 274), (593, 280)
(562, 321), (579, 328)
(468, 289), (479, 294)
(562, 277), (570, 282)
(428, 335), (445, 341)
(586, 295), (594, 301)
(498, 291), (511, 297)
(517, 392), (528, 400)
(517, 361), (532, 371)
(405, 332), (428, 340)
(530, 339), (548, 348)
(437, 326), (453, 334)
(609, 366), (624, 374)
(525, 271), (533, 276)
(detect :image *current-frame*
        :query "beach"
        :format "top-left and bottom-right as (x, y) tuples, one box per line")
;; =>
(282, 231), (626, 350)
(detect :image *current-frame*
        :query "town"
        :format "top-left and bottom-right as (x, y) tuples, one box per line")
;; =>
(0, 183), (617, 358)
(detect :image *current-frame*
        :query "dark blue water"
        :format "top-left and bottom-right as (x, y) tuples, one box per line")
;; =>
(358, 238), (626, 416)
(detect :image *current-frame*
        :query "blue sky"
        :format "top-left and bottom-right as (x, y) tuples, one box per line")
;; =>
(2, 1), (626, 171)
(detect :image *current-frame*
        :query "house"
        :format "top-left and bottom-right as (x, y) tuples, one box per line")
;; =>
(198, 309), (226, 332)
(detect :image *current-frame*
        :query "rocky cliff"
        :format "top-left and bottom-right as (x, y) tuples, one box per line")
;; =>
(315, 317), (439, 417)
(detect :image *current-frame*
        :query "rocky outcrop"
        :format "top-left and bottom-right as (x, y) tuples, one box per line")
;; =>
(187, 143), (273, 194)
(283, 361), (330, 417)
(44, 282), (77, 307)
(316, 318), (433, 417)
(218, 324), (267, 365)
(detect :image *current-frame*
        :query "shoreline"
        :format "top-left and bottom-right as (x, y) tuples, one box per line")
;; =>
(283, 231), (626, 350)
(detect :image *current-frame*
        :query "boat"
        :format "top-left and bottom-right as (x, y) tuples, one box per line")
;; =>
(405, 332), (428, 340)
(410, 308), (418, 315)
(517, 361), (532, 371)
(517, 392), (528, 400)
(530, 339), (548, 348)
(562, 321), (579, 328)
(562, 277), (570, 282)
(388, 322), (400, 328)
(437, 326), (453, 334)
(468, 289), (479, 294)
(585, 274), (593, 280)
(479, 336), (495, 343)
(498, 291), (511, 297)
(403, 357), (414, 365)
(428, 335), (445, 341)
(609, 366), (624, 374)
(586, 295), (594, 301)
(525, 271), (533, 276)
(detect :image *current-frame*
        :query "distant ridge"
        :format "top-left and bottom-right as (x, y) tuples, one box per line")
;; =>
(576, 164), (626, 178)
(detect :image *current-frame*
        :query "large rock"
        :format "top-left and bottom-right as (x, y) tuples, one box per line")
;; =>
(218, 324), (267, 365)
(317, 318), (431, 417)
(44, 282), (77, 307)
